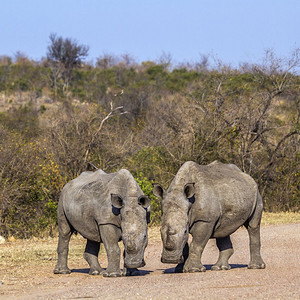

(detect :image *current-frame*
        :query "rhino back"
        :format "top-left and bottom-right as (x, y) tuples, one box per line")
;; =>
(60, 170), (119, 241)
(177, 161), (259, 236)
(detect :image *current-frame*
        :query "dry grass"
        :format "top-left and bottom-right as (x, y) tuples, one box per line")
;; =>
(261, 212), (300, 225)
(0, 235), (86, 267)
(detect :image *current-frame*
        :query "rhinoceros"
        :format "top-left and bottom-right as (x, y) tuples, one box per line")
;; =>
(54, 169), (150, 277)
(153, 161), (266, 273)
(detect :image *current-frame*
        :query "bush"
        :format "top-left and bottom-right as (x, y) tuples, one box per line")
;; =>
(135, 173), (161, 225)
(0, 130), (66, 238)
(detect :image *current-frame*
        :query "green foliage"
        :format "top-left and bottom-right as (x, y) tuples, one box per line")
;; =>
(166, 68), (201, 92)
(135, 173), (161, 225)
(126, 146), (177, 185)
(146, 64), (166, 79)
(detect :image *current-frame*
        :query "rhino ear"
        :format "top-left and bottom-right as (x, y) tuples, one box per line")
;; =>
(138, 195), (151, 209)
(184, 183), (195, 199)
(111, 194), (124, 208)
(153, 183), (164, 199)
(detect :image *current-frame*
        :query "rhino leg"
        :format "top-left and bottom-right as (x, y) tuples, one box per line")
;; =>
(100, 224), (122, 277)
(175, 242), (189, 273)
(245, 194), (266, 269)
(83, 239), (104, 275)
(54, 203), (73, 274)
(246, 225), (266, 269)
(183, 222), (214, 273)
(211, 236), (234, 271)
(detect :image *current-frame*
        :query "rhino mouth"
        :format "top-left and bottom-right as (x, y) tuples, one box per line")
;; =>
(124, 258), (145, 269)
(161, 254), (184, 264)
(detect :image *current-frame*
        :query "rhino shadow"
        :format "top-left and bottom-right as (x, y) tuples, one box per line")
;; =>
(71, 268), (90, 274)
(71, 268), (152, 276)
(205, 264), (248, 270)
(130, 269), (152, 276)
(162, 264), (247, 274)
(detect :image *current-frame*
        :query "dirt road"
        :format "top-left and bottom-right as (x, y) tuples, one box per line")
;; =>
(0, 223), (299, 299)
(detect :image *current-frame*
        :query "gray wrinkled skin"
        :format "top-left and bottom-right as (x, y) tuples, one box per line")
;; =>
(153, 161), (266, 273)
(54, 169), (150, 277)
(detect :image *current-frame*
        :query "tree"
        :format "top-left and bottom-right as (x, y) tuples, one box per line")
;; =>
(96, 53), (119, 69)
(47, 33), (89, 95)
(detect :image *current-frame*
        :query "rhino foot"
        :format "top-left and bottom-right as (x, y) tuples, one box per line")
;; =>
(53, 267), (71, 274)
(102, 270), (122, 277)
(183, 265), (206, 273)
(89, 267), (105, 275)
(248, 262), (266, 269)
(211, 264), (231, 271)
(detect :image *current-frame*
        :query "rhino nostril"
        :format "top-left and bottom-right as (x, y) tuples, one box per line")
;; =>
(168, 228), (176, 235)
(165, 237), (175, 251)
(126, 241), (136, 253)
(165, 244), (174, 251)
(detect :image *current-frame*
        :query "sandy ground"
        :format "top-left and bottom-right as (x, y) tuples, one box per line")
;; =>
(0, 223), (299, 299)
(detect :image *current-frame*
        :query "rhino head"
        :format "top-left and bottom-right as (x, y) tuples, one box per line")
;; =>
(111, 193), (150, 269)
(153, 183), (195, 264)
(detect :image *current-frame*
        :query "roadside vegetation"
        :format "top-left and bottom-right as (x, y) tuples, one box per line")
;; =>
(0, 35), (299, 238)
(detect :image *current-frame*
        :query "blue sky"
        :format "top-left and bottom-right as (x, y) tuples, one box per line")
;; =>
(1, 0), (299, 67)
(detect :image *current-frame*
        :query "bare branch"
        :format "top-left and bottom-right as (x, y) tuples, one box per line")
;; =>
(83, 102), (128, 163)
